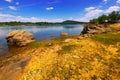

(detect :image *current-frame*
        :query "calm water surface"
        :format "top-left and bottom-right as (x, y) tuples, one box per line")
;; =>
(0, 24), (83, 59)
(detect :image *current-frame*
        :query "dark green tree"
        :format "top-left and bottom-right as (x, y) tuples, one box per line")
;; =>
(89, 11), (120, 24)
(90, 18), (98, 24)
(108, 11), (120, 23)
(98, 14), (108, 24)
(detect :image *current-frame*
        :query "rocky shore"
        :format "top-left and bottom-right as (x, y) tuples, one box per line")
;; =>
(81, 24), (112, 37)
(77, 23), (120, 40)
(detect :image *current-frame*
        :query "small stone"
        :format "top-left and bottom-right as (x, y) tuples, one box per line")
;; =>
(83, 34), (88, 38)
(60, 32), (68, 36)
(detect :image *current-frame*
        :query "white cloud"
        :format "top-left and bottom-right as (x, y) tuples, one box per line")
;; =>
(75, 8), (103, 22)
(106, 6), (120, 13)
(85, 7), (96, 12)
(117, 0), (120, 4)
(46, 7), (54, 10)
(5, 0), (12, 3)
(16, 2), (19, 5)
(75, 5), (120, 22)
(0, 13), (63, 22)
(103, 0), (108, 2)
(8, 6), (17, 10)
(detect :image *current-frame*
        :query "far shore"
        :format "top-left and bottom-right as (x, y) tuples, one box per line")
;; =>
(0, 20), (88, 26)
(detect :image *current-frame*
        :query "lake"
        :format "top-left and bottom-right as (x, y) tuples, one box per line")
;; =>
(0, 24), (83, 59)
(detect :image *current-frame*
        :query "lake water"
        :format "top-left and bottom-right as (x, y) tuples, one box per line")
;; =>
(0, 24), (83, 59)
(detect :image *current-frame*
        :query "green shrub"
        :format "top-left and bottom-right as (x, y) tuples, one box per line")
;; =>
(28, 41), (53, 48)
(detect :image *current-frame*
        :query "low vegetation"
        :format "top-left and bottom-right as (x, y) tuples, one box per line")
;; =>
(28, 41), (53, 48)
(91, 31), (120, 44)
(57, 45), (77, 55)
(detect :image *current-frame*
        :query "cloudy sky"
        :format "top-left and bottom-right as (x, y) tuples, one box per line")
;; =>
(0, 0), (120, 22)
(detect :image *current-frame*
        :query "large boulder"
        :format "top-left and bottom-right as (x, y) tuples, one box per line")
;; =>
(81, 24), (112, 37)
(6, 30), (35, 47)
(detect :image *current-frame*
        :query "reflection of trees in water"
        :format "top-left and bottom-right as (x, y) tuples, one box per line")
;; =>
(63, 26), (76, 29)
(33, 25), (61, 29)
(63, 24), (82, 29)
(0, 27), (22, 30)
(10, 28), (22, 30)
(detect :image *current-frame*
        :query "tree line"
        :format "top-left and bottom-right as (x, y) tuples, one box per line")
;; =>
(0, 20), (87, 26)
(90, 11), (120, 24)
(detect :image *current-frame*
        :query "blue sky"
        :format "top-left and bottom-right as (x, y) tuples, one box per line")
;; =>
(0, 0), (120, 22)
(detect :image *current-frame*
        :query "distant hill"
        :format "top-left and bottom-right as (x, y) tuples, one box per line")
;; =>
(62, 20), (88, 24)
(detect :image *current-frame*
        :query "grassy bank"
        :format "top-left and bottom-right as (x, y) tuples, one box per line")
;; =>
(91, 31), (120, 44)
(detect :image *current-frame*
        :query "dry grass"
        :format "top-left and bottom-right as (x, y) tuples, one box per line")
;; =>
(110, 23), (120, 28)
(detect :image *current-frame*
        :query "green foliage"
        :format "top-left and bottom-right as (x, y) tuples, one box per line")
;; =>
(0, 22), (35, 26)
(91, 32), (120, 44)
(98, 14), (108, 24)
(57, 45), (77, 55)
(108, 11), (120, 23)
(90, 11), (120, 24)
(90, 18), (98, 24)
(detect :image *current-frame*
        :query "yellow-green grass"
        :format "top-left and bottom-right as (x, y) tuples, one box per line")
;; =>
(91, 32), (120, 44)
(57, 45), (77, 55)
